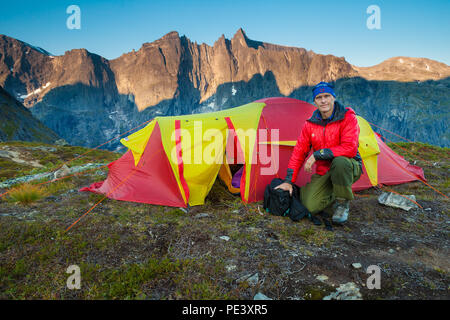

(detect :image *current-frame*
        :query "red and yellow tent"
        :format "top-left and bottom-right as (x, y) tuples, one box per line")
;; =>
(81, 97), (425, 207)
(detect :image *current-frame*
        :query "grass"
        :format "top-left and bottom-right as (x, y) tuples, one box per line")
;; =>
(0, 141), (449, 300)
(44, 179), (77, 196)
(387, 142), (449, 163)
(0, 158), (31, 182)
(0, 213), (237, 299)
(0, 141), (119, 183)
(6, 183), (48, 205)
(373, 142), (450, 201)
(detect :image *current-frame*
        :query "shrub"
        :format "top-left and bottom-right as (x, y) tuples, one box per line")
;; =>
(7, 183), (48, 205)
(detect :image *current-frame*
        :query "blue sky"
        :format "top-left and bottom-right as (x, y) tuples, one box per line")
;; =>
(1, 0), (449, 66)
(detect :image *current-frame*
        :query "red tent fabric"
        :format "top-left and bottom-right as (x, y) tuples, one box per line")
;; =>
(352, 133), (425, 191)
(81, 122), (186, 207)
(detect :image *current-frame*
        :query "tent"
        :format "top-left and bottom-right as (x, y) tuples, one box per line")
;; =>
(81, 97), (425, 208)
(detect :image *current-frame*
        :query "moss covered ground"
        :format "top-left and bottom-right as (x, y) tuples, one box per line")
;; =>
(0, 142), (448, 300)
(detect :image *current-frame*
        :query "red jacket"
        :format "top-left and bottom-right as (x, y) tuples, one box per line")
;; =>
(285, 101), (361, 183)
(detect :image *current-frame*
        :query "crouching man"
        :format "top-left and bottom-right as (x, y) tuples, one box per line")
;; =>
(275, 82), (362, 224)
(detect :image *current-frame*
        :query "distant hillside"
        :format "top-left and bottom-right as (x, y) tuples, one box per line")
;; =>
(353, 57), (450, 82)
(0, 86), (60, 143)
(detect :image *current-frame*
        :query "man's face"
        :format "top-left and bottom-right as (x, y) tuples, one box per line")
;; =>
(314, 93), (335, 114)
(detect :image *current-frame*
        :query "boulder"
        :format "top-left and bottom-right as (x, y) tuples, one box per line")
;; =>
(254, 292), (272, 300)
(53, 164), (71, 179)
(323, 282), (362, 300)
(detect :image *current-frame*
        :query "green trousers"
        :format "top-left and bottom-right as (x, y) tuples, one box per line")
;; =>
(300, 157), (362, 214)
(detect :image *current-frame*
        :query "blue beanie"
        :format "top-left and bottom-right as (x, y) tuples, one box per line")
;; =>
(312, 82), (336, 100)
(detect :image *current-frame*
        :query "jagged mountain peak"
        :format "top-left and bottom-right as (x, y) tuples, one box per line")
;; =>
(213, 34), (228, 47)
(160, 31), (180, 40)
(233, 28), (248, 40)
(230, 29), (296, 51)
(231, 28), (260, 49)
(232, 28), (248, 46)
(140, 31), (182, 50)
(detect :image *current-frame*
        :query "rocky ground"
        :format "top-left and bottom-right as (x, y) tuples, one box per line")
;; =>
(0, 141), (448, 300)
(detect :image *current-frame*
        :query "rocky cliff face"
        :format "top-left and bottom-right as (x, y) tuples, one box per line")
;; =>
(29, 48), (134, 149)
(0, 86), (59, 143)
(325, 77), (450, 147)
(109, 29), (358, 114)
(0, 30), (449, 149)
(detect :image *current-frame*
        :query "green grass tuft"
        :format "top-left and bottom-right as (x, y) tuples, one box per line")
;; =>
(7, 183), (48, 205)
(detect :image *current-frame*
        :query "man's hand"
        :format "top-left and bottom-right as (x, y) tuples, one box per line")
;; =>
(304, 154), (316, 173)
(274, 182), (293, 196)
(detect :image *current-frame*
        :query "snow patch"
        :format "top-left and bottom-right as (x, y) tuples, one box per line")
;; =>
(426, 64), (430, 71)
(231, 85), (237, 96)
(108, 111), (118, 120)
(104, 129), (116, 139)
(208, 101), (216, 109)
(19, 82), (51, 99)
(23, 41), (51, 55)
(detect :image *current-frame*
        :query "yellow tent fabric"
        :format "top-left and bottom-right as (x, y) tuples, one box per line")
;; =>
(120, 120), (156, 166)
(356, 116), (380, 186)
(145, 102), (266, 206)
(259, 140), (297, 146)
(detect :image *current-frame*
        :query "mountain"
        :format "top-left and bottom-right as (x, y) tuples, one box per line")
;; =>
(353, 57), (450, 82)
(110, 29), (358, 112)
(0, 86), (59, 143)
(0, 30), (449, 149)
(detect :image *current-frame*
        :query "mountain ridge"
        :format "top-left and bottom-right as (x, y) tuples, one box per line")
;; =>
(0, 30), (448, 149)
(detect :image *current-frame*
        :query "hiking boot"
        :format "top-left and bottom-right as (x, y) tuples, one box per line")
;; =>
(332, 199), (350, 224)
(318, 211), (333, 231)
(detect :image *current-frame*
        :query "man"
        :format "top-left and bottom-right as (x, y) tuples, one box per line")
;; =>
(275, 82), (362, 224)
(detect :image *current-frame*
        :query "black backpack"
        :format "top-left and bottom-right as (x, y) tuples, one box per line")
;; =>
(263, 178), (332, 230)
(263, 178), (292, 217)
(289, 196), (310, 222)
(263, 178), (310, 222)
